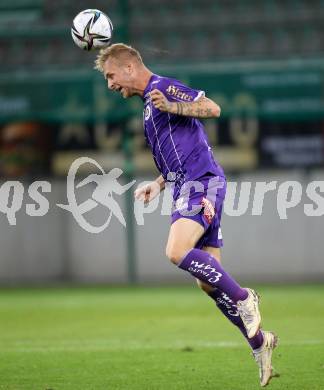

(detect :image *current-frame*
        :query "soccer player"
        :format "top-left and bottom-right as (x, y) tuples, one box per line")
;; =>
(95, 43), (278, 387)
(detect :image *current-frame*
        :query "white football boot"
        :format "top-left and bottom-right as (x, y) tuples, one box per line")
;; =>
(253, 330), (279, 387)
(237, 288), (261, 338)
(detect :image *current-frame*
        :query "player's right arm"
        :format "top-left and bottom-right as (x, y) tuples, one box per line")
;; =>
(149, 77), (221, 119)
(150, 89), (220, 119)
(134, 175), (165, 204)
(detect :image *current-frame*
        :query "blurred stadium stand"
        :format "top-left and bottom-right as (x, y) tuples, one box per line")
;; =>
(0, 0), (324, 69)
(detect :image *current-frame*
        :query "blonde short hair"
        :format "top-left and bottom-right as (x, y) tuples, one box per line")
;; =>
(94, 43), (143, 73)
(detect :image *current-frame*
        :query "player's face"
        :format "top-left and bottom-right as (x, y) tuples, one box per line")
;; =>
(103, 58), (136, 99)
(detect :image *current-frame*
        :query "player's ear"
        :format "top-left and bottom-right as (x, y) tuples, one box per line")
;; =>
(125, 62), (133, 75)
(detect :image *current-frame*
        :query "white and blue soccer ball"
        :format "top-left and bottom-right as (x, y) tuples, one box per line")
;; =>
(71, 9), (113, 51)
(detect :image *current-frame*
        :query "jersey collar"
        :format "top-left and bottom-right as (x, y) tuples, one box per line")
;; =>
(142, 73), (159, 101)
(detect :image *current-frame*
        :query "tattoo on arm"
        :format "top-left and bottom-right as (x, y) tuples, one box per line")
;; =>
(205, 108), (212, 117)
(176, 102), (184, 116)
(174, 98), (216, 119)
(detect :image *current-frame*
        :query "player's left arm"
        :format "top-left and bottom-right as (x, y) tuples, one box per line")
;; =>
(150, 89), (221, 119)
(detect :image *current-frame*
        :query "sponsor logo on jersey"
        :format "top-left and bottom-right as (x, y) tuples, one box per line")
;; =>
(166, 85), (193, 101)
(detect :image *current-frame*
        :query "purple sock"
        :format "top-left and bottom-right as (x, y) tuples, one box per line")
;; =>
(208, 288), (264, 350)
(178, 248), (248, 302)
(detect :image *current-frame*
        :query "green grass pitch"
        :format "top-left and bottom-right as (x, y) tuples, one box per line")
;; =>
(0, 284), (323, 389)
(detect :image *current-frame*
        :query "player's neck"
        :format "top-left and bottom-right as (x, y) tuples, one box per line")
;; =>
(134, 67), (153, 97)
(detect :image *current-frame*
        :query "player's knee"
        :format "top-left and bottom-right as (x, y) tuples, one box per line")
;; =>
(165, 245), (189, 265)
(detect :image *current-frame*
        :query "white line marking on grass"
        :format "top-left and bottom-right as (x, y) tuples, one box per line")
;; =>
(1, 339), (323, 353)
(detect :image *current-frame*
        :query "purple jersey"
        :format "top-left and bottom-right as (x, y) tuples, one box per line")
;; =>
(142, 74), (225, 196)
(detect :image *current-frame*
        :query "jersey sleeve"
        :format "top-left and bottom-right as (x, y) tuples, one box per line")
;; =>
(157, 78), (205, 103)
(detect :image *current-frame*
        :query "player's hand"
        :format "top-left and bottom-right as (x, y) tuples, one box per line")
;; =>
(134, 182), (161, 204)
(150, 89), (173, 112)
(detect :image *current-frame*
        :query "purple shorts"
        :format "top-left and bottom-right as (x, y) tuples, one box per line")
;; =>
(171, 175), (226, 249)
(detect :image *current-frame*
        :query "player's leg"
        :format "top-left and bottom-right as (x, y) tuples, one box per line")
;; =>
(195, 247), (221, 294)
(167, 217), (248, 304)
(198, 247), (278, 387)
(166, 218), (247, 305)
(168, 173), (261, 337)
(197, 246), (264, 350)
(166, 218), (262, 338)
(166, 217), (205, 263)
